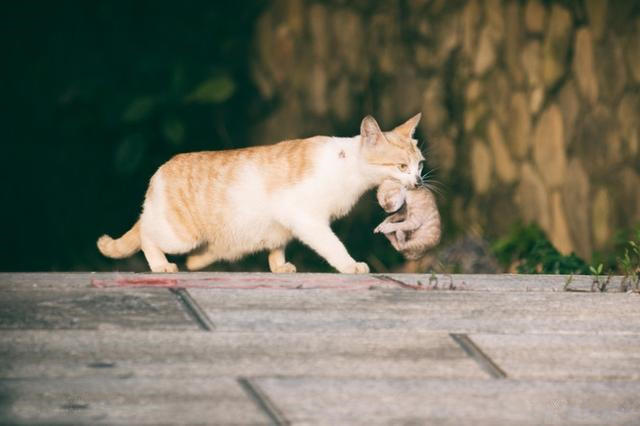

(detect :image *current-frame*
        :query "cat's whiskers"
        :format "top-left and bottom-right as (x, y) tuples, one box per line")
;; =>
(419, 181), (445, 197)
(418, 167), (445, 197)
(421, 167), (439, 180)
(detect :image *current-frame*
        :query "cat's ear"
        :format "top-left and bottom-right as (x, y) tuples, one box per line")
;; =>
(393, 113), (422, 139)
(360, 115), (383, 145)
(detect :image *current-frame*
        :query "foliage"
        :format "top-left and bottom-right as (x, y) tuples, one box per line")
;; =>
(186, 74), (236, 104)
(491, 222), (590, 274)
(617, 226), (640, 291)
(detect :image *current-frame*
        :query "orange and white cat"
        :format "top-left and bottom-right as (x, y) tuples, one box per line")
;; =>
(97, 114), (425, 273)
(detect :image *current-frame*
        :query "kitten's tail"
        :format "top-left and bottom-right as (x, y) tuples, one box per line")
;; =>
(97, 220), (141, 259)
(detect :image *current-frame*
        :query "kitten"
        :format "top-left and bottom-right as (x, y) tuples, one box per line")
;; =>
(374, 179), (441, 260)
(98, 114), (425, 273)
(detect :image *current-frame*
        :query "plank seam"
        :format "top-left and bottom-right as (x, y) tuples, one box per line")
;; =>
(169, 288), (215, 331)
(238, 377), (289, 426)
(450, 333), (507, 379)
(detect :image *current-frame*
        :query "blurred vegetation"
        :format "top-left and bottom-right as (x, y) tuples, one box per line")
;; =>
(606, 225), (640, 290)
(491, 223), (591, 275)
(492, 222), (640, 277)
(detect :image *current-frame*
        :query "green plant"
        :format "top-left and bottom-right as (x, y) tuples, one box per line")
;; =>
(492, 222), (590, 274)
(589, 263), (610, 292)
(617, 227), (640, 292)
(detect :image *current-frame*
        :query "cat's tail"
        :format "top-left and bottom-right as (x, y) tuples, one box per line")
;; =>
(97, 220), (141, 259)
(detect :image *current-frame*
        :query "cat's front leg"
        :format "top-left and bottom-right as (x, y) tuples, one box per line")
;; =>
(268, 247), (297, 273)
(287, 216), (369, 274)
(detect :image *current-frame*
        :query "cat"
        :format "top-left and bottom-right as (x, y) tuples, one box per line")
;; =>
(97, 114), (426, 273)
(374, 179), (441, 260)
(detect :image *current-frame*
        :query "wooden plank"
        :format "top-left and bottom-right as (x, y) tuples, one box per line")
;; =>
(0, 273), (110, 290)
(187, 288), (640, 334)
(253, 377), (640, 425)
(0, 288), (197, 330)
(470, 333), (640, 381)
(0, 377), (268, 425)
(1, 272), (633, 293)
(0, 330), (487, 380)
(388, 273), (633, 292)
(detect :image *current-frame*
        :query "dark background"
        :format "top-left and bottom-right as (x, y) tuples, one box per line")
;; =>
(3, 1), (264, 271)
(1, 1), (398, 272)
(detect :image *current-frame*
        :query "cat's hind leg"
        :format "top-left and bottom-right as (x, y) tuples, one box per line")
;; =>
(141, 238), (178, 273)
(185, 244), (218, 271)
(268, 247), (297, 273)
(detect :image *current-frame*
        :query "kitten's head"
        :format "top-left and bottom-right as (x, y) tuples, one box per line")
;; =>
(377, 179), (406, 213)
(360, 113), (425, 188)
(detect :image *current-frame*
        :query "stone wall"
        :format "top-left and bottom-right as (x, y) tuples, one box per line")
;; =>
(249, 0), (640, 259)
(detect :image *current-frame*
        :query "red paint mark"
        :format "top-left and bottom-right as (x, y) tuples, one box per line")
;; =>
(92, 277), (180, 288)
(90, 274), (421, 291)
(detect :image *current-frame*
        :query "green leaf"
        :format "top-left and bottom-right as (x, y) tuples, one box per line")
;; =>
(162, 119), (185, 147)
(186, 75), (235, 104)
(122, 97), (156, 122)
(114, 134), (146, 175)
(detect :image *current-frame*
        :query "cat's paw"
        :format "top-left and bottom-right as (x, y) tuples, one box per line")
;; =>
(354, 262), (370, 273)
(341, 262), (370, 274)
(271, 262), (297, 273)
(152, 262), (178, 273)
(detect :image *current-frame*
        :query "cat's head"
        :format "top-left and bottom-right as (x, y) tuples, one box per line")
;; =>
(360, 113), (425, 188)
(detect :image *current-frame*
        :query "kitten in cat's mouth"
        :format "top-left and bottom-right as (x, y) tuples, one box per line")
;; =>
(98, 114), (425, 273)
(375, 179), (441, 260)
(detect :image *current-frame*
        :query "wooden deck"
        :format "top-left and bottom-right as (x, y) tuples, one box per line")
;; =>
(1, 272), (639, 424)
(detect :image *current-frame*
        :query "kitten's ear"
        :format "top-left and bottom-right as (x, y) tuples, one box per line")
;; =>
(360, 115), (382, 145)
(393, 113), (422, 139)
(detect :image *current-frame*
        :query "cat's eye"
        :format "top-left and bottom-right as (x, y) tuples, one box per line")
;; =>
(397, 164), (409, 172)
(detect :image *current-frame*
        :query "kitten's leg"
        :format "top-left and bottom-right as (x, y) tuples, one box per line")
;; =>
(395, 230), (406, 244)
(384, 232), (402, 251)
(398, 232), (439, 253)
(141, 238), (178, 273)
(374, 215), (399, 233)
(288, 218), (368, 273)
(268, 247), (297, 273)
(375, 217), (421, 235)
(185, 245), (218, 271)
